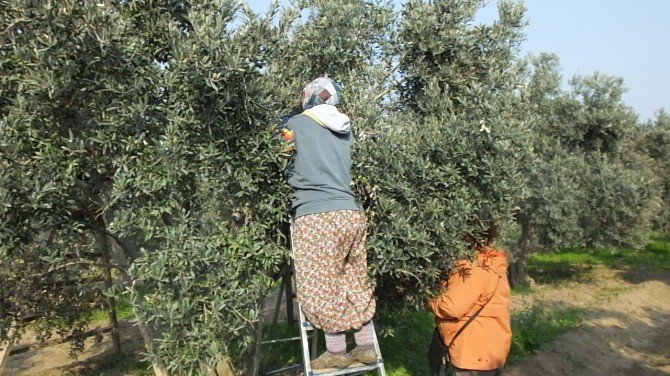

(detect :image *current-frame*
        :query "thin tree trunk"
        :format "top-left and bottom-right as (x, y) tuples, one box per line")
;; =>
(510, 216), (535, 288)
(98, 228), (169, 376)
(104, 243), (169, 375)
(95, 221), (122, 355)
(0, 322), (17, 375)
(136, 322), (169, 376)
(111, 259), (169, 376)
(80, 178), (168, 376)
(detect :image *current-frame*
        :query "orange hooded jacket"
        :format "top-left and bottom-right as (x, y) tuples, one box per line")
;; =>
(428, 246), (512, 371)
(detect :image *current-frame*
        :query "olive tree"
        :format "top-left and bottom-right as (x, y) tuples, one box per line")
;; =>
(567, 73), (661, 248)
(1, 0), (396, 373)
(637, 110), (670, 231)
(1, 0), (290, 373)
(509, 54), (587, 286)
(355, 0), (532, 304)
(509, 55), (663, 286)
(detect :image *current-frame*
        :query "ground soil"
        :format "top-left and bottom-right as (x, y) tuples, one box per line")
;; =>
(3, 266), (669, 375)
(505, 267), (670, 376)
(3, 320), (145, 376)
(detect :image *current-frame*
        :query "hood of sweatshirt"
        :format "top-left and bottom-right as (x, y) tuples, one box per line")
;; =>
(302, 104), (351, 134)
(476, 246), (509, 278)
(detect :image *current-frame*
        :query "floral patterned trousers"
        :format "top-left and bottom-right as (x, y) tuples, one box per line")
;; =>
(292, 210), (376, 333)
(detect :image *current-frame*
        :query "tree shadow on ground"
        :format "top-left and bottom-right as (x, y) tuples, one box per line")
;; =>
(60, 348), (150, 376)
(527, 233), (670, 286)
(5, 320), (147, 376)
(527, 260), (595, 285)
(618, 268), (670, 285)
(61, 326), (146, 376)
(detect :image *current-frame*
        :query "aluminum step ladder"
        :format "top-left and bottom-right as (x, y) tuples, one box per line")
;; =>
(251, 259), (306, 376)
(298, 305), (387, 376)
(253, 259), (387, 376)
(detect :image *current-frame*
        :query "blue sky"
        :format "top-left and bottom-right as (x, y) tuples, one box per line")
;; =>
(479, 0), (669, 122)
(247, 0), (669, 122)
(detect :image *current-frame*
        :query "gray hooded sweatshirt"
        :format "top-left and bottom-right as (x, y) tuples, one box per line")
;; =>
(286, 104), (362, 218)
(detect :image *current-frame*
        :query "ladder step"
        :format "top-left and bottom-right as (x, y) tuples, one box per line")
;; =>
(264, 363), (303, 375)
(261, 331), (315, 345)
(311, 362), (383, 376)
(260, 336), (302, 345)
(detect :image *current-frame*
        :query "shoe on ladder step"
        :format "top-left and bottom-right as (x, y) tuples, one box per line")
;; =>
(299, 306), (387, 376)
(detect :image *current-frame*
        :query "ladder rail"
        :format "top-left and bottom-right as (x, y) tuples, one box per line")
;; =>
(370, 322), (387, 376)
(299, 306), (316, 376)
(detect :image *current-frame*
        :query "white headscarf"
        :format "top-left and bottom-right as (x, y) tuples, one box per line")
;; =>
(301, 77), (341, 110)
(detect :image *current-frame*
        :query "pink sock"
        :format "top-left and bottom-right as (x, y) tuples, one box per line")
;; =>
(325, 332), (346, 354)
(354, 321), (375, 348)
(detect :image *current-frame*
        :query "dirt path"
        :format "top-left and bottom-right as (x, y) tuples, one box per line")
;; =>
(505, 268), (670, 376)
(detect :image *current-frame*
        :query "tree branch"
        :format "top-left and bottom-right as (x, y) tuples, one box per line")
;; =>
(28, 260), (128, 279)
(80, 222), (139, 261)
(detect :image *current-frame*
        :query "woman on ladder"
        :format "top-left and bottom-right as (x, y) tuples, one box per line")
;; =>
(282, 77), (377, 370)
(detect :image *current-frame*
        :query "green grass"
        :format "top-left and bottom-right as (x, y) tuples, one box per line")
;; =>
(528, 233), (670, 284)
(511, 284), (534, 296)
(24, 296), (135, 335)
(508, 305), (583, 362)
(257, 322), (309, 374)
(90, 295), (135, 324)
(375, 305), (583, 371)
(375, 310), (435, 376)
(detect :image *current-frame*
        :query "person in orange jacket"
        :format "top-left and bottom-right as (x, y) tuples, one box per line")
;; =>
(428, 223), (512, 376)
